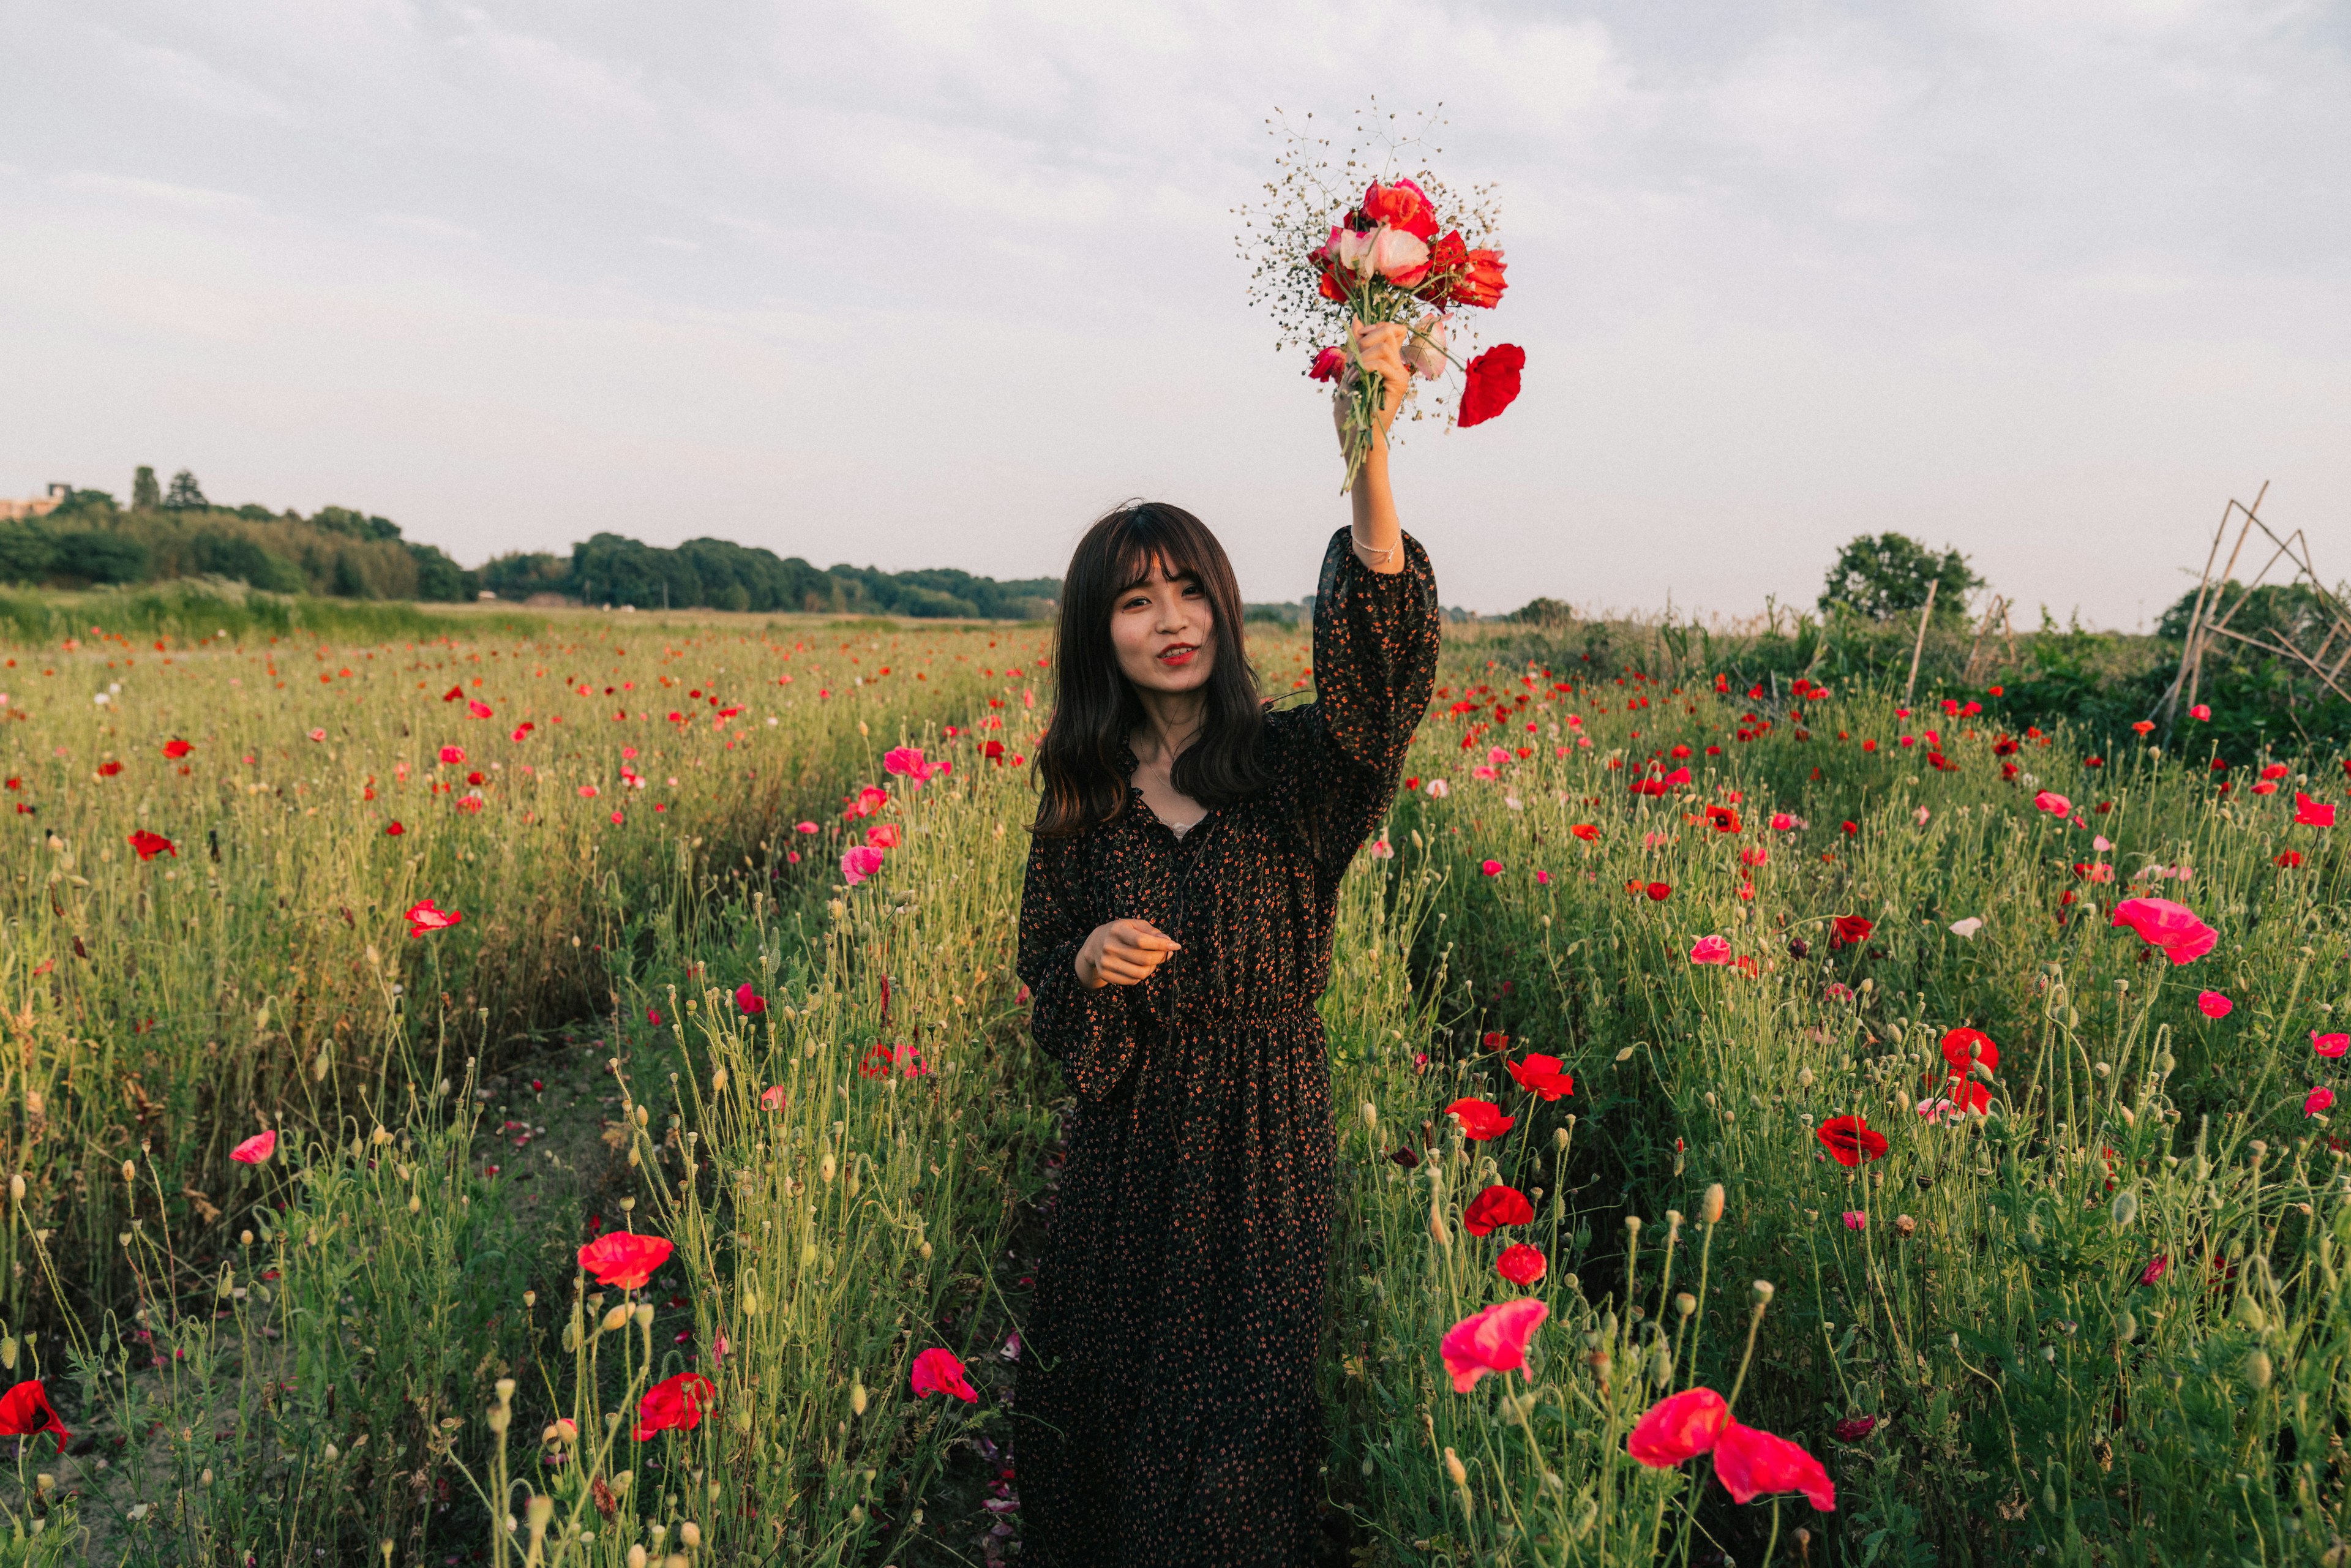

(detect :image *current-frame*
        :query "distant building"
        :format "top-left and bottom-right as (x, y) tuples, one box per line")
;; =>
(0, 483), (71, 523)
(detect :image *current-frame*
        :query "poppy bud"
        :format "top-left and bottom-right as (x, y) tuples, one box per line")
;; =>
(121, 1160), (137, 1184)
(1554, 1126), (1570, 1150)
(1429, 1202), (1451, 1247)
(2110, 1190), (2139, 1229)
(680, 1523), (702, 1548)
(496, 1378), (516, 1406)
(713, 1068), (729, 1095)
(0, 1338), (13, 1370)
(820, 1154), (837, 1184)
(743, 1286), (760, 1314)
(1362, 1101), (1378, 1130)
(1443, 1447), (1468, 1486)
(634, 1302), (654, 1329)
(2116, 1310), (2137, 1343)
(2244, 1348), (2273, 1390)
(601, 1304), (631, 1334)
(1701, 1185), (1725, 1225)
(850, 1380), (868, 1417)
(8, 1175), (22, 1204)
(408, 1195), (422, 1214)
(628, 1549), (650, 1568)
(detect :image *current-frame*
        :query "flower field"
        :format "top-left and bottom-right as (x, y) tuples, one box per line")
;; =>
(1, 610), (2345, 1565)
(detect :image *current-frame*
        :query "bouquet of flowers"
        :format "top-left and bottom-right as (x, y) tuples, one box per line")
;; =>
(1240, 107), (1525, 490)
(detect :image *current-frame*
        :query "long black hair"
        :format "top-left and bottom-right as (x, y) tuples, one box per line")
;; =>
(1033, 501), (1265, 838)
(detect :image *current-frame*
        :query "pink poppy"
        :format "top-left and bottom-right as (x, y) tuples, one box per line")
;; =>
(438, 745), (465, 766)
(794, 821), (819, 835)
(2139, 1255), (2169, 1286)
(2033, 790), (2071, 817)
(580, 1232), (674, 1289)
(2189, 704), (2211, 721)
(841, 845), (887, 886)
(2109, 898), (2217, 965)
(403, 898), (464, 937)
(2197, 991), (2233, 1019)
(467, 700), (492, 719)
(1714, 1422), (1837, 1510)
(1842, 1210), (1867, 1231)
(1480, 859), (1502, 876)
(1627, 1387), (1730, 1467)
(1689, 936), (1732, 966)
(2314, 1033), (2349, 1059)
(1494, 1243), (1546, 1286)
(760, 1085), (786, 1111)
(1770, 812), (1798, 831)
(2305, 1087), (2334, 1118)
(230, 1130), (277, 1165)
(1439, 1297), (1548, 1392)
(912, 1348), (977, 1403)
(2296, 792), (2337, 827)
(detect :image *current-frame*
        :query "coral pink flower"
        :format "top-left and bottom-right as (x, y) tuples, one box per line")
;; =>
(760, 1085), (786, 1111)
(1495, 1243), (1546, 1286)
(1842, 1210), (1867, 1230)
(404, 898), (463, 937)
(1308, 346), (1346, 382)
(1689, 935), (1731, 966)
(1445, 1098), (1515, 1141)
(2197, 991), (2233, 1018)
(735, 982), (765, 1016)
(579, 1232), (675, 1290)
(2189, 704), (2211, 721)
(1505, 1054), (1574, 1101)
(1627, 1387), (1729, 1467)
(635, 1371), (714, 1439)
(1439, 1297), (1548, 1392)
(2305, 1087), (2334, 1118)
(230, 1130), (277, 1165)
(2033, 790), (2071, 816)
(467, 700), (492, 719)
(2296, 792), (2337, 827)
(841, 845), (886, 886)
(912, 1348), (977, 1403)
(1463, 1184), (1534, 1237)
(0, 1381), (69, 1453)
(1480, 858), (1502, 876)
(2110, 898), (2216, 965)
(2314, 1033), (2349, 1059)
(1714, 1422), (1837, 1510)
(438, 745), (465, 766)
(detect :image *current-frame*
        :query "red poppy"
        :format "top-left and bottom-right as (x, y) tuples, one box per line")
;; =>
(734, 982), (766, 1016)
(1494, 1242), (1546, 1285)
(1462, 1184), (1534, 1237)
(443, 685), (465, 701)
(1828, 916), (1873, 949)
(1627, 1387), (1729, 1467)
(2138, 1255), (2168, 1286)
(1705, 806), (1742, 833)
(162, 738), (193, 759)
(912, 1347), (977, 1403)
(128, 830), (176, 861)
(634, 1371), (714, 1439)
(97, 760), (123, 778)
(1940, 1027), (1998, 1081)
(866, 822), (901, 850)
(1506, 1052), (1574, 1101)
(1817, 1114), (1888, 1167)
(1833, 1415), (1878, 1442)
(0, 1380), (69, 1453)
(1714, 1422), (1836, 1510)
(1570, 823), (1599, 842)
(1458, 344), (1525, 428)
(1448, 247), (1508, 309)
(1646, 881), (1672, 901)
(1445, 1098), (1515, 1141)
(579, 1231), (675, 1289)
(1479, 1030), (1511, 1054)
(403, 899), (463, 937)
(384, 820), (405, 837)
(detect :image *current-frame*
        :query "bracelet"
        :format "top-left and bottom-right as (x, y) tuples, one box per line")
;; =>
(1351, 530), (1398, 566)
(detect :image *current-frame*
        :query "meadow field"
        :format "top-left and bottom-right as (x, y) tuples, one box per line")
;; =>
(0, 597), (2342, 1567)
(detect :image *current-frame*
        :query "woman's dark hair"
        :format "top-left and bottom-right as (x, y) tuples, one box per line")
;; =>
(1033, 501), (1264, 837)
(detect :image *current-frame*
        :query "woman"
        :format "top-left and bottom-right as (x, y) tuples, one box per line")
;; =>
(1014, 321), (1440, 1566)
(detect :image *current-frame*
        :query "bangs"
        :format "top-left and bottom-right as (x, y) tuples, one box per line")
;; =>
(1108, 512), (1210, 595)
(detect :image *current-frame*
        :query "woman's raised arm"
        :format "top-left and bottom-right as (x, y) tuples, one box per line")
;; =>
(1338, 319), (1411, 576)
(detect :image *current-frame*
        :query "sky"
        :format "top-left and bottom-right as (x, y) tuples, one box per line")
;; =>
(2, 1), (2347, 627)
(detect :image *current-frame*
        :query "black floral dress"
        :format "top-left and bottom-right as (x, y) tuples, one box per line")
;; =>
(1013, 528), (1439, 1567)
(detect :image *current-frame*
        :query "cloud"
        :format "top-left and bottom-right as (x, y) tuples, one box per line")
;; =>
(53, 171), (257, 213)
(374, 212), (482, 242)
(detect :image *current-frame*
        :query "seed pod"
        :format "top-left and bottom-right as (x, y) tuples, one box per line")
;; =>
(1674, 1292), (1696, 1319)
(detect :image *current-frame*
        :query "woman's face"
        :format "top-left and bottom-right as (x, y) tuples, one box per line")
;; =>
(1109, 557), (1216, 697)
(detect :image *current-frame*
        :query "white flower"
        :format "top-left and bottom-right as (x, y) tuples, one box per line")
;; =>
(1403, 313), (1449, 378)
(1949, 917), (1983, 939)
(1424, 778), (1449, 798)
(1370, 839), (1395, 860)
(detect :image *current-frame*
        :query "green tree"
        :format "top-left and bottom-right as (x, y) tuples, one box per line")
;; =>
(1818, 533), (1983, 624)
(131, 467), (160, 510)
(163, 469), (208, 510)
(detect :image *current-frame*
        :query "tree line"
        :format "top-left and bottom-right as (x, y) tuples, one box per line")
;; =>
(0, 468), (1062, 620)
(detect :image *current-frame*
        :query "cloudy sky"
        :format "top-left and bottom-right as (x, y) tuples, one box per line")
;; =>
(2, 1), (2346, 625)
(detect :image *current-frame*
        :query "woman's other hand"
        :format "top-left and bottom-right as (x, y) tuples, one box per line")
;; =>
(1075, 918), (1181, 989)
(1332, 320), (1411, 456)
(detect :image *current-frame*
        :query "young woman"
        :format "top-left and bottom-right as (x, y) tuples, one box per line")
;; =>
(1014, 321), (1440, 1566)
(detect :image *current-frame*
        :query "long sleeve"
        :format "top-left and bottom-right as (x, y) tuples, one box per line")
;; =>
(1016, 834), (1140, 1102)
(1287, 527), (1441, 869)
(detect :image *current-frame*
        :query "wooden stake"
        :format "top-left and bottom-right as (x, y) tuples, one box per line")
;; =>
(1904, 580), (1938, 706)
